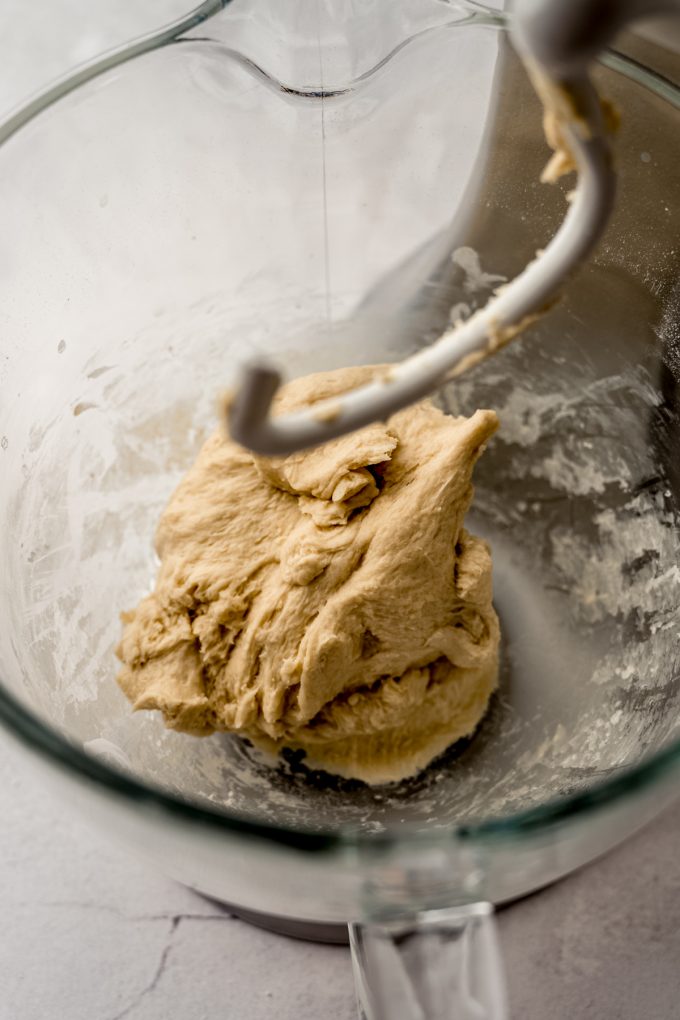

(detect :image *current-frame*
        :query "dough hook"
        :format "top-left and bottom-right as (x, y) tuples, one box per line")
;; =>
(229, 0), (680, 457)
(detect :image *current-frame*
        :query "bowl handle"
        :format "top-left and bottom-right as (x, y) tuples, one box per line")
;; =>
(349, 902), (507, 1020)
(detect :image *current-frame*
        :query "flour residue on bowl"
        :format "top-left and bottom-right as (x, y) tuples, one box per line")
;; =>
(7, 281), (680, 833)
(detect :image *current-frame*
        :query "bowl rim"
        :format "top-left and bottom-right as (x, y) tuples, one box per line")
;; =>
(1, 1), (680, 854)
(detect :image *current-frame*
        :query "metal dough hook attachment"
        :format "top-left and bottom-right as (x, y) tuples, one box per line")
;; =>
(228, 0), (680, 458)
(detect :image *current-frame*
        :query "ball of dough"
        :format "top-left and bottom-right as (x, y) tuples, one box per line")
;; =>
(117, 366), (500, 784)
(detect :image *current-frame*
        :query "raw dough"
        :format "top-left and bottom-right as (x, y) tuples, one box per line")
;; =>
(117, 366), (500, 784)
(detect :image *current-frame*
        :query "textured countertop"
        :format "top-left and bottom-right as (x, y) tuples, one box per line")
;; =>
(2, 4), (680, 1018)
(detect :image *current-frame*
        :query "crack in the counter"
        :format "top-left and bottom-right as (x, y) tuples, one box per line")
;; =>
(106, 913), (235, 1020)
(11, 901), (238, 1019)
(28, 900), (235, 924)
(107, 916), (179, 1020)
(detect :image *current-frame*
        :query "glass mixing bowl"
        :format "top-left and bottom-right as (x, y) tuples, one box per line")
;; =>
(1, 1), (680, 1014)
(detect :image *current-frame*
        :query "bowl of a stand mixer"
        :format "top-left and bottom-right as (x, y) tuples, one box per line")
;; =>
(0, 0), (680, 948)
